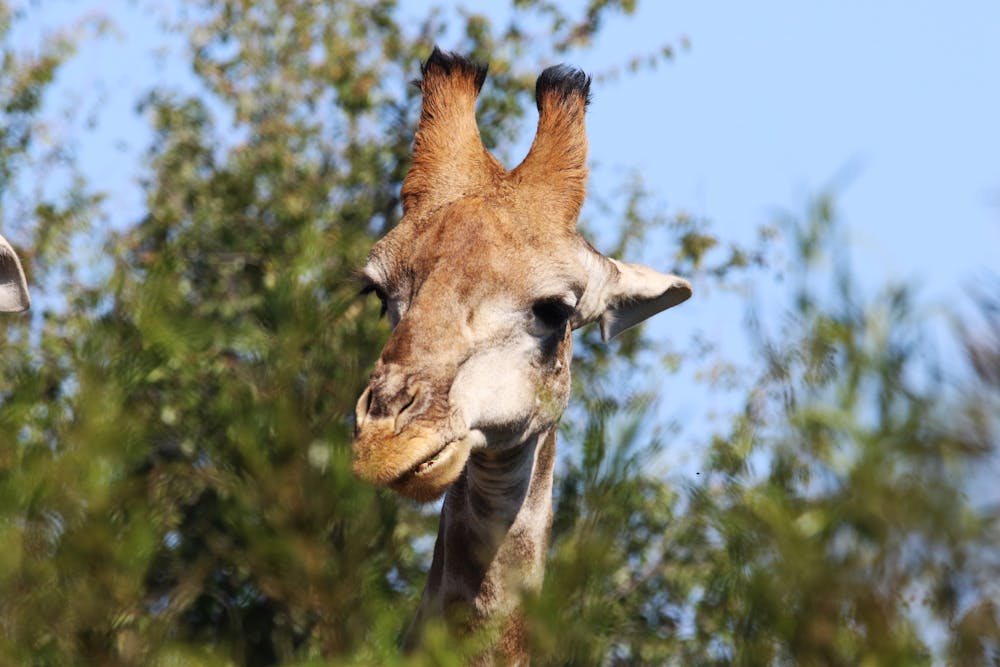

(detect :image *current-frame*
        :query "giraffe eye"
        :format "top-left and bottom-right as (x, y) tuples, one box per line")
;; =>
(360, 283), (388, 318)
(532, 298), (574, 330)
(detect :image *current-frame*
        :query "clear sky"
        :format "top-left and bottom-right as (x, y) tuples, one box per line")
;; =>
(587, 2), (999, 291)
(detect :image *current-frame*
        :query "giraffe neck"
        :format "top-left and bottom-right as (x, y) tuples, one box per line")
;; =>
(407, 429), (557, 664)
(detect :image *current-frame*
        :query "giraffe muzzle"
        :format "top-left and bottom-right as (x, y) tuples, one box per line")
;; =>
(352, 381), (472, 501)
(351, 420), (472, 502)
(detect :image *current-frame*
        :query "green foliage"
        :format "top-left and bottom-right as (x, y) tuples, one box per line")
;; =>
(2, 2), (998, 665)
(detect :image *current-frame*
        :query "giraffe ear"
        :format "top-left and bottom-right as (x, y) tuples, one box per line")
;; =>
(575, 248), (691, 341)
(0, 234), (31, 313)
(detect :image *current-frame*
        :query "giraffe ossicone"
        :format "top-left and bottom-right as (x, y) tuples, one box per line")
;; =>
(351, 47), (691, 663)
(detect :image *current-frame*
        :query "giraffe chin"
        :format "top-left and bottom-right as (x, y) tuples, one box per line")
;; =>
(390, 438), (472, 503)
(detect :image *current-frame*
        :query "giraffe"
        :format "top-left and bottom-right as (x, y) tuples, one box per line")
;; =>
(0, 233), (30, 313)
(351, 48), (691, 664)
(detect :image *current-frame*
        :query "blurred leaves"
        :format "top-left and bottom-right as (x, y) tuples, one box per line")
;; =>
(2, 1), (999, 666)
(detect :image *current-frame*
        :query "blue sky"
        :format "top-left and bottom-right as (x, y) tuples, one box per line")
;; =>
(585, 2), (999, 293)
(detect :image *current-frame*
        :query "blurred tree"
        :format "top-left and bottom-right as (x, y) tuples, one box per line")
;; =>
(1, 1), (997, 666)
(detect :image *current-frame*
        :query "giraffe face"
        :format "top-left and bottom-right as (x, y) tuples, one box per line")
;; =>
(349, 50), (691, 502)
(350, 196), (691, 502)
(352, 199), (584, 501)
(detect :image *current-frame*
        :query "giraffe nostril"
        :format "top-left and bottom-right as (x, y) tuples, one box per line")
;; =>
(393, 386), (422, 434)
(355, 377), (428, 436)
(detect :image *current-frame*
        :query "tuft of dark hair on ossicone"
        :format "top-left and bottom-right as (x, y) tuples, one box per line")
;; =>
(535, 64), (592, 111)
(416, 46), (489, 94)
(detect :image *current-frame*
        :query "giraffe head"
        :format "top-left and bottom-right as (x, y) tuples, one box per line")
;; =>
(0, 233), (30, 313)
(352, 49), (691, 502)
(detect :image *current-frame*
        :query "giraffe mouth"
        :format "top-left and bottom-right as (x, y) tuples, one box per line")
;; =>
(410, 441), (458, 476)
(390, 438), (472, 502)
(352, 417), (476, 502)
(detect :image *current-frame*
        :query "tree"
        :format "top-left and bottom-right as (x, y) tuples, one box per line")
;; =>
(1, 2), (997, 665)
